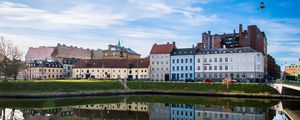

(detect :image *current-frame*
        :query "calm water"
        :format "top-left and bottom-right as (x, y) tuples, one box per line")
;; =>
(0, 95), (299, 120)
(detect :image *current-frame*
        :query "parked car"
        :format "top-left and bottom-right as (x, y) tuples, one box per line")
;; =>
(185, 79), (195, 82)
(222, 79), (237, 84)
(203, 79), (215, 83)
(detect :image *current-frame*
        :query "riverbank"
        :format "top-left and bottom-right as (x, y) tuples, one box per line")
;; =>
(1, 80), (298, 99)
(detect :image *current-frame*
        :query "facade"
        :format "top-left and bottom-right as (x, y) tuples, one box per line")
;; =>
(72, 103), (148, 112)
(170, 48), (196, 81)
(51, 43), (92, 64)
(25, 46), (55, 63)
(195, 47), (264, 82)
(150, 42), (176, 81)
(170, 104), (195, 120)
(195, 105), (265, 120)
(149, 103), (170, 120)
(72, 58), (149, 80)
(93, 44), (141, 59)
(201, 24), (268, 76)
(284, 64), (300, 78)
(26, 60), (63, 80)
(62, 58), (79, 78)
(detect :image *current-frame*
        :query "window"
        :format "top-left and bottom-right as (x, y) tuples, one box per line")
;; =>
(177, 59), (179, 63)
(190, 73), (192, 78)
(214, 58), (217, 62)
(225, 65), (228, 70)
(214, 73), (217, 78)
(185, 58), (188, 63)
(204, 58), (207, 62)
(190, 66), (192, 70)
(225, 57), (228, 62)
(219, 66), (223, 70)
(156, 62), (159, 64)
(177, 66), (179, 71)
(161, 61), (163, 64)
(204, 66), (207, 70)
(185, 66), (188, 70)
(197, 66), (200, 70)
(166, 61), (168, 64)
(209, 58), (212, 62)
(172, 59), (175, 63)
(181, 73), (184, 78)
(197, 58), (200, 63)
(219, 58), (222, 62)
(181, 59), (184, 63)
(190, 58), (192, 63)
(185, 73), (188, 78)
(209, 66), (212, 70)
(172, 66), (175, 71)
(181, 66), (184, 71)
(214, 66), (217, 70)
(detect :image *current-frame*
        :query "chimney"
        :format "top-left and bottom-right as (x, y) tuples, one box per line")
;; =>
(57, 43), (61, 46)
(167, 42), (169, 44)
(239, 24), (243, 34)
(172, 42), (176, 45)
(192, 44), (194, 48)
(208, 31), (211, 36)
(239, 24), (243, 47)
(234, 29), (236, 34)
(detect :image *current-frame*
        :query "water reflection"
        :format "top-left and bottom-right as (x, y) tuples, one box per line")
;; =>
(0, 96), (299, 120)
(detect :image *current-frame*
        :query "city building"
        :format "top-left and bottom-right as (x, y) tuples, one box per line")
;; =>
(149, 103), (170, 120)
(51, 43), (92, 64)
(26, 60), (63, 80)
(25, 46), (55, 63)
(194, 47), (264, 82)
(170, 48), (196, 81)
(284, 64), (300, 79)
(267, 54), (281, 81)
(93, 43), (141, 59)
(72, 103), (148, 112)
(170, 104), (195, 120)
(72, 58), (149, 80)
(150, 42), (176, 81)
(62, 58), (79, 78)
(195, 105), (266, 120)
(201, 24), (268, 77)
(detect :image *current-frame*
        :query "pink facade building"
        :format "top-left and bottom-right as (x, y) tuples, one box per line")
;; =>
(25, 46), (55, 62)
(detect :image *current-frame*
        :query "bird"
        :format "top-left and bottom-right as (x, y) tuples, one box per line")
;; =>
(258, 2), (265, 11)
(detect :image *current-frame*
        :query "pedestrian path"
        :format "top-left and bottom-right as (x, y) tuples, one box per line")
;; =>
(118, 79), (130, 90)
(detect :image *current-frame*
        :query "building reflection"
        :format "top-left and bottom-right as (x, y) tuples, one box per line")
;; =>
(3, 102), (271, 120)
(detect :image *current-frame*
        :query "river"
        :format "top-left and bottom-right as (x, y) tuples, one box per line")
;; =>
(0, 95), (299, 120)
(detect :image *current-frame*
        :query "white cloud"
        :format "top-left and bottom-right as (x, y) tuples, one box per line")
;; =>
(0, 2), (127, 30)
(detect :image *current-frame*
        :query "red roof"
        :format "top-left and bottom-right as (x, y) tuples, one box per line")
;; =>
(150, 44), (176, 54)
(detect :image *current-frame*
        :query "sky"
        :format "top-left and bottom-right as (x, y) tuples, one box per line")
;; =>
(0, 0), (299, 68)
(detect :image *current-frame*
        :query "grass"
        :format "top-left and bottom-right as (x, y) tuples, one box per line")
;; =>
(0, 80), (123, 93)
(127, 82), (277, 94)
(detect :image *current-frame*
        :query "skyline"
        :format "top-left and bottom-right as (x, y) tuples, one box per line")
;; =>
(0, 0), (299, 67)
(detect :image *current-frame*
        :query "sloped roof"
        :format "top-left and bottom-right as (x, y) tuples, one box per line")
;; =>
(171, 48), (196, 56)
(73, 58), (150, 68)
(150, 43), (176, 54)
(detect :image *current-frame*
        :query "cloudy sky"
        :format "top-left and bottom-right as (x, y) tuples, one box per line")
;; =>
(0, 0), (299, 68)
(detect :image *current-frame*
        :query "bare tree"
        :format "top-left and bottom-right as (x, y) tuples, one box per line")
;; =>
(0, 37), (23, 80)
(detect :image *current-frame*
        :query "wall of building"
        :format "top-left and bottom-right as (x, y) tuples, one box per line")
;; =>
(25, 46), (55, 63)
(170, 55), (195, 81)
(26, 67), (63, 80)
(195, 52), (264, 82)
(150, 54), (171, 81)
(72, 67), (149, 80)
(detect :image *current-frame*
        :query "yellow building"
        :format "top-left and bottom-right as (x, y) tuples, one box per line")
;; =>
(72, 102), (148, 112)
(72, 58), (150, 80)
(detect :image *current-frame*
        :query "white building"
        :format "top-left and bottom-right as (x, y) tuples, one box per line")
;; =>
(150, 42), (176, 81)
(195, 47), (264, 82)
(72, 58), (149, 80)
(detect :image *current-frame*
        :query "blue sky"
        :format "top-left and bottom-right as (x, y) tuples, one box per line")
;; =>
(0, 0), (299, 68)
